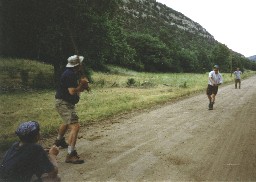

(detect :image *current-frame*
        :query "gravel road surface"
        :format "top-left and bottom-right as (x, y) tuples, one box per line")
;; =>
(58, 75), (256, 181)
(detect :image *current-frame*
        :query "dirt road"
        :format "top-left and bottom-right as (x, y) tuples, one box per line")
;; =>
(58, 75), (256, 181)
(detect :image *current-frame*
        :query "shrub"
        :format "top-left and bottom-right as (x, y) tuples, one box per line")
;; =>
(127, 78), (136, 87)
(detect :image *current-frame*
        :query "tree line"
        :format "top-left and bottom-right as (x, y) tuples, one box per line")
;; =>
(1, 0), (255, 83)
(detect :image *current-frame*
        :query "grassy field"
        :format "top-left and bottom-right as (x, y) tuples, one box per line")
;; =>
(0, 58), (255, 150)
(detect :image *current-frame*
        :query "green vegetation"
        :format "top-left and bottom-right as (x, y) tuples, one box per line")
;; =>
(0, 58), (55, 90)
(2, 0), (256, 80)
(1, 59), (255, 151)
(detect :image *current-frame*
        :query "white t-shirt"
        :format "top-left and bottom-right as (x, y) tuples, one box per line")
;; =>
(233, 70), (242, 79)
(208, 71), (223, 85)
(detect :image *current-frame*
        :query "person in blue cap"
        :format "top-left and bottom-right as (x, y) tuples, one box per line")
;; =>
(206, 65), (223, 110)
(0, 121), (60, 182)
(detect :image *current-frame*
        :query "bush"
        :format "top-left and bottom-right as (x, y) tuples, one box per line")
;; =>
(127, 78), (136, 87)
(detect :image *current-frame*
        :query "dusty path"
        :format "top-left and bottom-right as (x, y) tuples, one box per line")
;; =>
(58, 75), (256, 181)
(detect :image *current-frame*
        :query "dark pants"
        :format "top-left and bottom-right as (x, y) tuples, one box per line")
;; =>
(235, 79), (241, 89)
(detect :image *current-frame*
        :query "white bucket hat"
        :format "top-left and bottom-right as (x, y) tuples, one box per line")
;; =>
(66, 55), (84, 67)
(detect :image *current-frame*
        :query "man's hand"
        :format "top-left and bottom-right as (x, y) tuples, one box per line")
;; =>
(79, 77), (90, 92)
(49, 145), (59, 156)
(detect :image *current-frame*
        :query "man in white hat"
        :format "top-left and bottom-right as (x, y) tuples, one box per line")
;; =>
(54, 55), (88, 164)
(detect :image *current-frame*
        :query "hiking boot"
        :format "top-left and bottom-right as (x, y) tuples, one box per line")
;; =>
(65, 150), (84, 164)
(54, 138), (68, 148)
(208, 102), (213, 110)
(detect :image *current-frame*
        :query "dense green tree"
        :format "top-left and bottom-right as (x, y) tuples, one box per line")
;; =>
(210, 43), (231, 72)
(127, 33), (173, 72)
(178, 49), (202, 73)
(2, 0), (129, 82)
(197, 51), (212, 73)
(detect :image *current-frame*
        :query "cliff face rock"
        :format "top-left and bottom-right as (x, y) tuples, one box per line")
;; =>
(119, 0), (214, 41)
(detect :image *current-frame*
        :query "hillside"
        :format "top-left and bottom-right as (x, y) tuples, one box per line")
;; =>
(248, 55), (256, 62)
(118, 0), (216, 53)
(120, 0), (214, 40)
(1, 0), (255, 73)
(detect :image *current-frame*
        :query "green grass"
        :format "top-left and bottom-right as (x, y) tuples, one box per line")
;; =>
(0, 58), (255, 150)
(0, 57), (54, 90)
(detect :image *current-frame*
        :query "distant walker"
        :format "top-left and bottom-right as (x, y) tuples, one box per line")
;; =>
(233, 67), (242, 89)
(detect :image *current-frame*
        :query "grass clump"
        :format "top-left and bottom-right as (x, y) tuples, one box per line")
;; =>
(127, 78), (136, 87)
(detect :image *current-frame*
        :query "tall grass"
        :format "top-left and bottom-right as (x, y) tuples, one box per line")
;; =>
(0, 58), (54, 90)
(0, 59), (255, 150)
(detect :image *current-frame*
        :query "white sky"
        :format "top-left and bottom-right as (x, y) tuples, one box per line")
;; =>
(156, 0), (256, 57)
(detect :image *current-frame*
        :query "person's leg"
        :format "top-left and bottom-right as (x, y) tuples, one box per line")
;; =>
(57, 124), (68, 140)
(210, 86), (218, 110)
(65, 122), (84, 164)
(235, 79), (238, 89)
(239, 79), (241, 89)
(207, 85), (214, 110)
(67, 123), (80, 151)
(211, 94), (216, 103)
(207, 95), (212, 103)
(65, 105), (84, 164)
(55, 100), (70, 148)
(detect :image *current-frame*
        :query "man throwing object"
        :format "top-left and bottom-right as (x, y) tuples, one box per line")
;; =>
(55, 55), (89, 164)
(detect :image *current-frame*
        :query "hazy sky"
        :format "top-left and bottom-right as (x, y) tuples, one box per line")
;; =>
(156, 0), (255, 57)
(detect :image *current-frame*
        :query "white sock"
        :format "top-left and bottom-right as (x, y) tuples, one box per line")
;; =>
(68, 146), (75, 154)
(57, 135), (63, 140)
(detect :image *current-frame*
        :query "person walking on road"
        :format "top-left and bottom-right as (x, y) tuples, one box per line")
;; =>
(206, 65), (223, 110)
(54, 55), (89, 164)
(233, 67), (242, 89)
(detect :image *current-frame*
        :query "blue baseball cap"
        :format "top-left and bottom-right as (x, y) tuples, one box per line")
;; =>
(15, 121), (40, 138)
(213, 65), (219, 69)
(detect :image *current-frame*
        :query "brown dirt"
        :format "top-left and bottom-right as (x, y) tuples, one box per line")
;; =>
(57, 75), (256, 181)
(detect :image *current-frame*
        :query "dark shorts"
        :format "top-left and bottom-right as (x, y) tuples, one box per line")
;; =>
(206, 84), (218, 95)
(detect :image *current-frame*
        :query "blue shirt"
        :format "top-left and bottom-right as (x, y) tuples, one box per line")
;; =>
(55, 68), (80, 104)
(0, 142), (54, 182)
